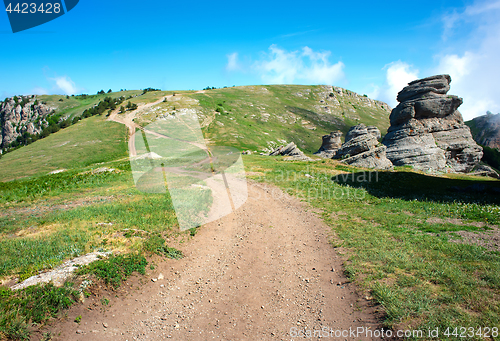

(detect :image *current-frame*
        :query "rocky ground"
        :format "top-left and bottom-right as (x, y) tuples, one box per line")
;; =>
(38, 182), (387, 341)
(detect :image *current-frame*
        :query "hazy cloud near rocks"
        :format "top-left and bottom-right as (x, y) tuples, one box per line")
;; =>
(370, 61), (419, 108)
(371, 0), (500, 120)
(31, 87), (49, 95)
(226, 45), (345, 85)
(433, 0), (500, 121)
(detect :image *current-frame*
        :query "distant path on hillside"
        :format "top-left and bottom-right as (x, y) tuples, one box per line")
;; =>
(46, 182), (385, 341)
(107, 91), (206, 157)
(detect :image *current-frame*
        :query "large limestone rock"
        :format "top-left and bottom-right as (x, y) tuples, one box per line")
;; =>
(314, 131), (342, 158)
(333, 124), (393, 170)
(269, 142), (312, 161)
(383, 75), (483, 173)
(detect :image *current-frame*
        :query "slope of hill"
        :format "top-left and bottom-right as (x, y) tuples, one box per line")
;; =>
(131, 85), (391, 154)
(0, 91), (141, 153)
(0, 115), (128, 181)
(466, 112), (500, 150)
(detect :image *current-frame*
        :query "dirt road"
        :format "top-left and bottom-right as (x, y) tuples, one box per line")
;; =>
(44, 182), (385, 341)
(107, 91), (206, 157)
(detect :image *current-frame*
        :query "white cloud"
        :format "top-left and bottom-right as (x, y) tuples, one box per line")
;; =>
(226, 52), (241, 72)
(464, 0), (500, 15)
(434, 0), (500, 120)
(251, 45), (345, 85)
(51, 75), (78, 95)
(374, 61), (419, 108)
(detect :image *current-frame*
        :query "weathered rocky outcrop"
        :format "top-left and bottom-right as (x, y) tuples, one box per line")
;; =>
(341, 146), (393, 170)
(470, 164), (499, 179)
(269, 142), (312, 161)
(0, 95), (52, 150)
(335, 124), (379, 159)
(333, 124), (393, 170)
(314, 131), (342, 158)
(466, 112), (500, 150)
(383, 75), (483, 173)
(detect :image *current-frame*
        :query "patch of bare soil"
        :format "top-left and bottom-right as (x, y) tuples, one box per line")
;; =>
(38, 182), (388, 341)
(1, 196), (114, 221)
(425, 217), (500, 251)
(446, 226), (500, 252)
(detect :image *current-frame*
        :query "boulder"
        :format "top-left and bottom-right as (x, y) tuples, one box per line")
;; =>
(269, 142), (312, 161)
(341, 145), (393, 170)
(334, 124), (393, 170)
(1, 96), (51, 149)
(335, 124), (379, 159)
(314, 131), (342, 158)
(469, 164), (499, 179)
(383, 75), (483, 173)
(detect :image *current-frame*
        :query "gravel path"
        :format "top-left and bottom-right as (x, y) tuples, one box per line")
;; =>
(43, 182), (385, 341)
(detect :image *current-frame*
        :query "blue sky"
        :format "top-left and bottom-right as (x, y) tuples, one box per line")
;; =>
(1, 0), (499, 120)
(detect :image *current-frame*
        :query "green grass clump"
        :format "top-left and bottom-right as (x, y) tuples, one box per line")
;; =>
(142, 234), (166, 254)
(0, 283), (78, 340)
(142, 234), (184, 259)
(0, 228), (89, 277)
(76, 254), (147, 288)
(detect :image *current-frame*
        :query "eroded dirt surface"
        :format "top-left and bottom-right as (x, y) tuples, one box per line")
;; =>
(40, 183), (386, 341)
(425, 217), (500, 251)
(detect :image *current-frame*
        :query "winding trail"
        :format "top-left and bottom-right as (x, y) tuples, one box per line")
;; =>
(46, 182), (385, 341)
(107, 91), (206, 157)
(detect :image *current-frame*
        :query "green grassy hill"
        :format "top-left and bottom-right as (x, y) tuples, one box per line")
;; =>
(37, 90), (142, 121)
(0, 115), (128, 181)
(1, 85), (390, 182)
(132, 85), (391, 154)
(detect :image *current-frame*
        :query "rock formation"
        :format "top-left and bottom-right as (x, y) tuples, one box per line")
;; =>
(269, 142), (312, 161)
(334, 124), (378, 158)
(0, 95), (52, 150)
(314, 131), (342, 158)
(333, 124), (393, 170)
(383, 75), (483, 173)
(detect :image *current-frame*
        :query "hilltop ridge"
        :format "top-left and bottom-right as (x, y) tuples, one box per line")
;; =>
(0, 85), (391, 161)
